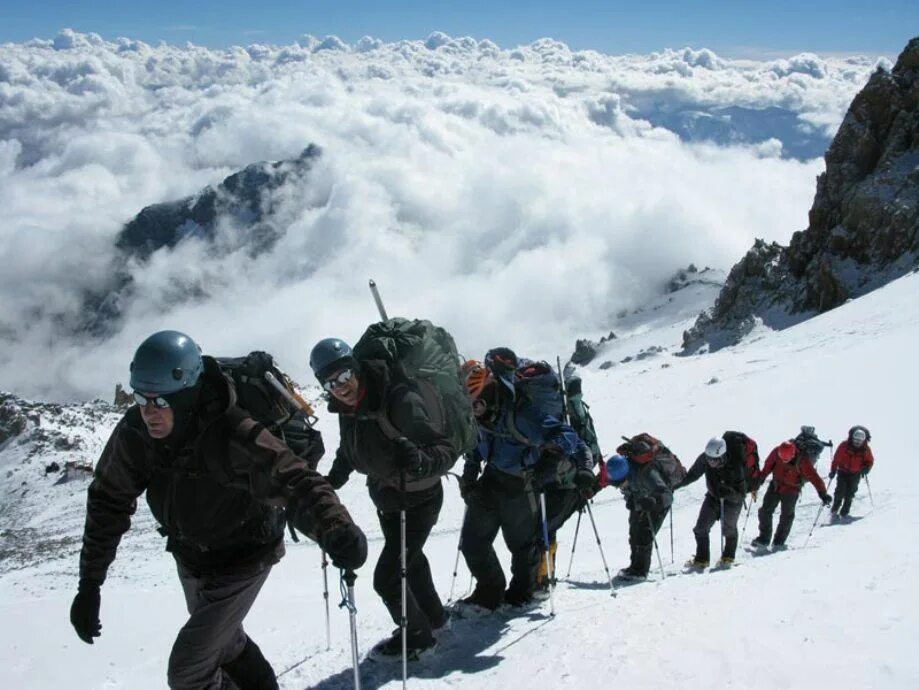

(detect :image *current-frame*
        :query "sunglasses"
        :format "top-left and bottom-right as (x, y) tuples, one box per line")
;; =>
(323, 368), (355, 392)
(133, 391), (171, 409)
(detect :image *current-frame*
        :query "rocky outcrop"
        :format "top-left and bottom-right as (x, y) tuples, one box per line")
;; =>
(79, 145), (323, 336)
(683, 37), (919, 353)
(571, 331), (617, 366)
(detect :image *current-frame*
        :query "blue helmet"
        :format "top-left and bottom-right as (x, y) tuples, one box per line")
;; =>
(129, 330), (204, 394)
(606, 454), (629, 483)
(309, 338), (355, 381)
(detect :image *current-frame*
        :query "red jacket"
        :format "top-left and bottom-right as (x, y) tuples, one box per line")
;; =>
(758, 445), (827, 496)
(831, 442), (874, 474)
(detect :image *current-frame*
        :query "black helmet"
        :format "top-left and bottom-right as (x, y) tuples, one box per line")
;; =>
(129, 330), (203, 394)
(309, 338), (355, 381)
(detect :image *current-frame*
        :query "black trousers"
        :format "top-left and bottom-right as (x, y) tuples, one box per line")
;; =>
(375, 484), (445, 644)
(543, 486), (582, 545)
(693, 494), (743, 561)
(832, 471), (861, 516)
(461, 468), (540, 603)
(627, 507), (669, 576)
(757, 483), (799, 546)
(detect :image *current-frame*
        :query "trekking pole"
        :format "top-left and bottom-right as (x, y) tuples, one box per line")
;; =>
(539, 492), (556, 616)
(399, 471), (408, 689)
(584, 501), (617, 597)
(669, 506), (674, 565)
(322, 551), (331, 651)
(740, 493), (756, 543)
(447, 505), (468, 603)
(648, 513), (667, 581)
(340, 570), (362, 690)
(720, 497), (726, 558)
(802, 502), (826, 548)
(564, 507), (583, 579)
(865, 475), (875, 509)
(368, 279), (389, 321)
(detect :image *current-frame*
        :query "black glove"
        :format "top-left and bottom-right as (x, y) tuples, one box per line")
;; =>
(392, 437), (423, 474)
(819, 492), (832, 506)
(574, 468), (596, 492)
(323, 523), (368, 571)
(861, 467), (871, 477)
(829, 469), (836, 480)
(637, 496), (657, 512)
(70, 582), (102, 644)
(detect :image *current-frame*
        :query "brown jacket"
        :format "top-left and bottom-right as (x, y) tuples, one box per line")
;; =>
(79, 356), (354, 585)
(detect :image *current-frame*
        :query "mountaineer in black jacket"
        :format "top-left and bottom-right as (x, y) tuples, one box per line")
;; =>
(71, 331), (366, 690)
(310, 337), (458, 661)
(678, 435), (756, 568)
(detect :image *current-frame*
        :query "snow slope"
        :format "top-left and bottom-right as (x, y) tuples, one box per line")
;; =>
(2, 269), (917, 689)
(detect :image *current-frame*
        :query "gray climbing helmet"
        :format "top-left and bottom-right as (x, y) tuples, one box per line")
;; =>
(129, 330), (204, 394)
(309, 338), (355, 381)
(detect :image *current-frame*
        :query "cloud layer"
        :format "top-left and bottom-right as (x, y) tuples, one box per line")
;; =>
(0, 30), (889, 400)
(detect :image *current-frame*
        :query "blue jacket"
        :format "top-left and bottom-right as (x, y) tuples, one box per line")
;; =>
(466, 396), (591, 486)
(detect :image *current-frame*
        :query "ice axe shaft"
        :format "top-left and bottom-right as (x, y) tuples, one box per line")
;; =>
(369, 279), (389, 321)
(263, 371), (319, 425)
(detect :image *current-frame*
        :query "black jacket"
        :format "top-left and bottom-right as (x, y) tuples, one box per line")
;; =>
(679, 452), (748, 500)
(326, 360), (458, 512)
(79, 356), (355, 583)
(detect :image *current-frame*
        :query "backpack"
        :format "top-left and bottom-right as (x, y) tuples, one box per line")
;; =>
(352, 317), (477, 456)
(565, 381), (602, 464)
(513, 360), (564, 420)
(215, 351), (322, 467)
(617, 433), (687, 489)
(722, 430), (760, 489)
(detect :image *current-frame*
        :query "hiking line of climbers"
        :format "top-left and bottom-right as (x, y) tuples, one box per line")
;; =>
(68, 279), (877, 690)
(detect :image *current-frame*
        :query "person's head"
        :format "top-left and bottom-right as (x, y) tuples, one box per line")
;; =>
(310, 338), (360, 407)
(849, 426), (870, 449)
(606, 454), (629, 487)
(129, 330), (204, 439)
(704, 437), (727, 468)
(777, 441), (797, 463)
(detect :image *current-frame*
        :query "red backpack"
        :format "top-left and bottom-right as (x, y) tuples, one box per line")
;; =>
(617, 433), (687, 489)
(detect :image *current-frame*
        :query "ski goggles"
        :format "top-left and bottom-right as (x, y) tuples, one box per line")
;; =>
(322, 368), (355, 392)
(132, 391), (171, 409)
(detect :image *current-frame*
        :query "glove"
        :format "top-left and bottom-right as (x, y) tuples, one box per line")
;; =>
(574, 468), (596, 493)
(392, 437), (423, 474)
(323, 523), (368, 571)
(819, 492), (832, 507)
(829, 469), (836, 480)
(70, 582), (102, 644)
(861, 467), (871, 477)
(637, 496), (657, 512)
(460, 476), (479, 504)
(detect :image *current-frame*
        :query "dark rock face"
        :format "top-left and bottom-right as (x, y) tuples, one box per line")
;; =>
(79, 145), (323, 336)
(571, 331), (617, 366)
(683, 38), (919, 354)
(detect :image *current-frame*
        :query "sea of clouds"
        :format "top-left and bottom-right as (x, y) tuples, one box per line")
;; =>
(0, 29), (891, 400)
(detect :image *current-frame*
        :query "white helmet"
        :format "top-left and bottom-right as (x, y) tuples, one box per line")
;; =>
(704, 437), (727, 459)
(851, 428), (867, 447)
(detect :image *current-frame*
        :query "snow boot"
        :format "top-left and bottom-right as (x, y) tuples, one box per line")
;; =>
(503, 586), (536, 610)
(368, 628), (436, 663)
(684, 557), (709, 570)
(715, 557), (734, 568)
(750, 536), (769, 549)
(771, 543), (788, 552)
(451, 586), (501, 618)
(616, 567), (647, 581)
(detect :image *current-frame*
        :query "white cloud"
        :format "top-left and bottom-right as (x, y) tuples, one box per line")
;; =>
(0, 31), (886, 400)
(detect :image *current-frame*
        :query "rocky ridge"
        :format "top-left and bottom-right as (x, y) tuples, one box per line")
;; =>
(682, 37), (919, 353)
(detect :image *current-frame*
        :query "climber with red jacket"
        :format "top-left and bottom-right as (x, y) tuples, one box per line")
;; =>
(830, 425), (874, 519)
(751, 433), (831, 550)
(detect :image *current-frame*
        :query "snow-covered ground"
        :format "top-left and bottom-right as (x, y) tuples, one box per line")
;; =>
(1, 268), (917, 689)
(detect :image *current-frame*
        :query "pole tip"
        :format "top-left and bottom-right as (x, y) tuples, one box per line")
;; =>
(369, 279), (376, 287)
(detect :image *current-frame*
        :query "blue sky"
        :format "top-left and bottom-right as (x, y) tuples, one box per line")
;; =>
(0, 0), (915, 57)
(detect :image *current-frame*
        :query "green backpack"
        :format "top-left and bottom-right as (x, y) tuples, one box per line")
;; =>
(353, 318), (477, 456)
